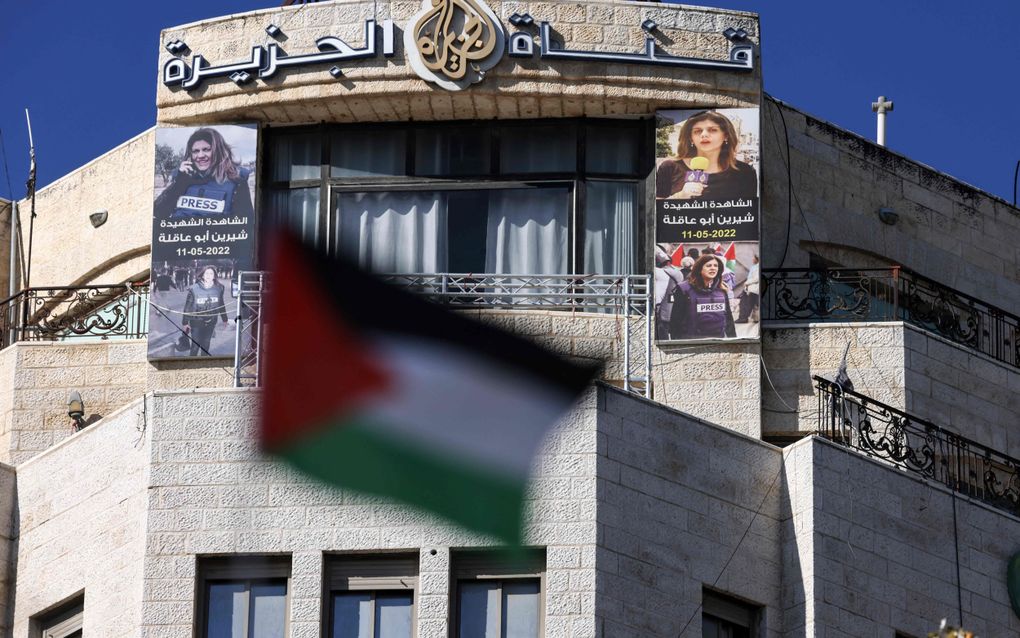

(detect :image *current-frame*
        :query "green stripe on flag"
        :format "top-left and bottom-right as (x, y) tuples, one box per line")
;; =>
(278, 420), (527, 544)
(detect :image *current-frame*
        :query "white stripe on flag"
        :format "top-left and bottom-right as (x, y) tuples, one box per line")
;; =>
(352, 335), (582, 479)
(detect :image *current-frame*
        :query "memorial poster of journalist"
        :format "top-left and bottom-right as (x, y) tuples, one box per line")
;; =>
(653, 108), (761, 343)
(147, 124), (258, 360)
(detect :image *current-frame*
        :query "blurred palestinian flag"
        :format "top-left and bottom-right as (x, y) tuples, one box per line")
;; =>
(259, 231), (598, 544)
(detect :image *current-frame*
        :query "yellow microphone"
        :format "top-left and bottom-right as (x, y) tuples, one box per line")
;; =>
(686, 156), (709, 188)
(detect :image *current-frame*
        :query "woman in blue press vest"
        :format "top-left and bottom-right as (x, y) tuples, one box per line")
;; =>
(660, 254), (737, 340)
(155, 128), (254, 220)
(183, 265), (229, 356)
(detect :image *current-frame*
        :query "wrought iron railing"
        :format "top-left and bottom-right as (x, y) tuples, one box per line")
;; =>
(815, 376), (1020, 516)
(233, 273), (652, 397)
(763, 267), (1020, 368)
(0, 283), (149, 349)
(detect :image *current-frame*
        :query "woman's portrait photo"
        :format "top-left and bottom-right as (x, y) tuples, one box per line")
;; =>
(655, 108), (760, 202)
(154, 126), (256, 220)
(149, 124), (257, 361)
(654, 241), (760, 342)
(148, 259), (239, 359)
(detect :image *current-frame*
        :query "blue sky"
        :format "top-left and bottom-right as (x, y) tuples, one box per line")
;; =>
(2, 1), (1019, 202)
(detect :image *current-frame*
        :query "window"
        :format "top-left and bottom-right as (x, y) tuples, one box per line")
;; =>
(451, 549), (545, 638)
(702, 589), (761, 638)
(32, 595), (83, 638)
(197, 555), (290, 638)
(264, 119), (648, 277)
(324, 553), (418, 638)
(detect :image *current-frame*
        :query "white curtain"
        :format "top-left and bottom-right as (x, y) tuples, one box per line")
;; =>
(269, 188), (320, 247)
(337, 192), (447, 273)
(583, 181), (636, 274)
(484, 189), (569, 274)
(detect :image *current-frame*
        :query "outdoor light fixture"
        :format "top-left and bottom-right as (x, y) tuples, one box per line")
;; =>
(89, 210), (108, 228)
(68, 390), (86, 432)
(878, 206), (899, 225)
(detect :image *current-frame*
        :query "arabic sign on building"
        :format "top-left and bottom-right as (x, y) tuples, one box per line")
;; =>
(161, 8), (753, 92)
(405, 0), (505, 90)
(653, 108), (761, 344)
(148, 124), (258, 361)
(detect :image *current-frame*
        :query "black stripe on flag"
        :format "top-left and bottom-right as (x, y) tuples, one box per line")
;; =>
(284, 233), (599, 396)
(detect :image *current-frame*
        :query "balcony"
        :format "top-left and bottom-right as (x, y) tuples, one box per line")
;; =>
(763, 267), (1020, 369)
(814, 376), (1019, 517)
(0, 283), (149, 349)
(233, 272), (653, 395)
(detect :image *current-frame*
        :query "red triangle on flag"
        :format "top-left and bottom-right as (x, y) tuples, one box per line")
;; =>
(260, 233), (392, 451)
(670, 243), (685, 268)
(723, 242), (737, 262)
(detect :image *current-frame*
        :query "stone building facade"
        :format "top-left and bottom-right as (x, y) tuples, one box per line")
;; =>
(2, 1), (1020, 637)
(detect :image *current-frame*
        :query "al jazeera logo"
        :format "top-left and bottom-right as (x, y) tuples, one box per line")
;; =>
(404, 0), (506, 90)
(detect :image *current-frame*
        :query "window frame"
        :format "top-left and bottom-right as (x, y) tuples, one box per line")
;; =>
(262, 118), (652, 276)
(450, 549), (546, 638)
(322, 552), (420, 638)
(32, 594), (84, 638)
(701, 587), (762, 638)
(195, 554), (292, 638)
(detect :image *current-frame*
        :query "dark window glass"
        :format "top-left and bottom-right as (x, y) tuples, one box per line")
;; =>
(331, 130), (407, 178)
(270, 132), (320, 182)
(415, 127), (491, 176)
(500, 125), (576, 174)
(586, 123), (639, 174)
(457, 579), (540, 638)
(205, 579), (287, 638)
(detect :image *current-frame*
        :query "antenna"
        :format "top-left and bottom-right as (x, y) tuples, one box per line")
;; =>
(871, 96), (893, 147)
(24, 109), (37, 290)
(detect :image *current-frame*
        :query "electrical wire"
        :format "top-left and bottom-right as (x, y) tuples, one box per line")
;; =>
(674, 466), (783, 638)
(758, 353), (799, 413)
(0, 127), (14, 201)
(763, 95), (793, 270)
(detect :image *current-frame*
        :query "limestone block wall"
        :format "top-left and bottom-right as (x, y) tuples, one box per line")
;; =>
(0, 341), (147, 466)
(0, 462), (16, 637)
(145, 356), (237, 394)
(11, 399), (148, 637)
(595, 387), (783, 637)
(761, 323), (905, 438)
(761, 321), (1020, 459)
(140, 387), (599, 638)
(797, 437), (1020, 638)
(651, 343), (761, 438)
(779, 439), (814, 636)
(156, 0), (760, 125)
(761, 100), (1020, 307)
(25, 129), (153, 288)
(904, 324), (1020, 458)
(474, 308), (761, 439)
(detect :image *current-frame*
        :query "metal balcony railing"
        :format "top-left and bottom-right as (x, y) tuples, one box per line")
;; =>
(763, 267), (1020, 368)
(0, 283), (149, 349)
(232, 272), (652, 397)
(815, 376), (1019, 517)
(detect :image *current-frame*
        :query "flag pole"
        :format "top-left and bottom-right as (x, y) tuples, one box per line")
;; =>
(23, 109), (37, 291)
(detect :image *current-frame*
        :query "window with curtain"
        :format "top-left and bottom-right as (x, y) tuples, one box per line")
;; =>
(264, 119), (648, 276)
(333, 187), (570, 275)
(197, 555), (290, 638)
(451, 549), (545, 638)
(324, 553), (418, 638)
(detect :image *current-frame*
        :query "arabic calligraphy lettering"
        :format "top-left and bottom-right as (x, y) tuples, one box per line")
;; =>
(405, 0), (505, 90)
